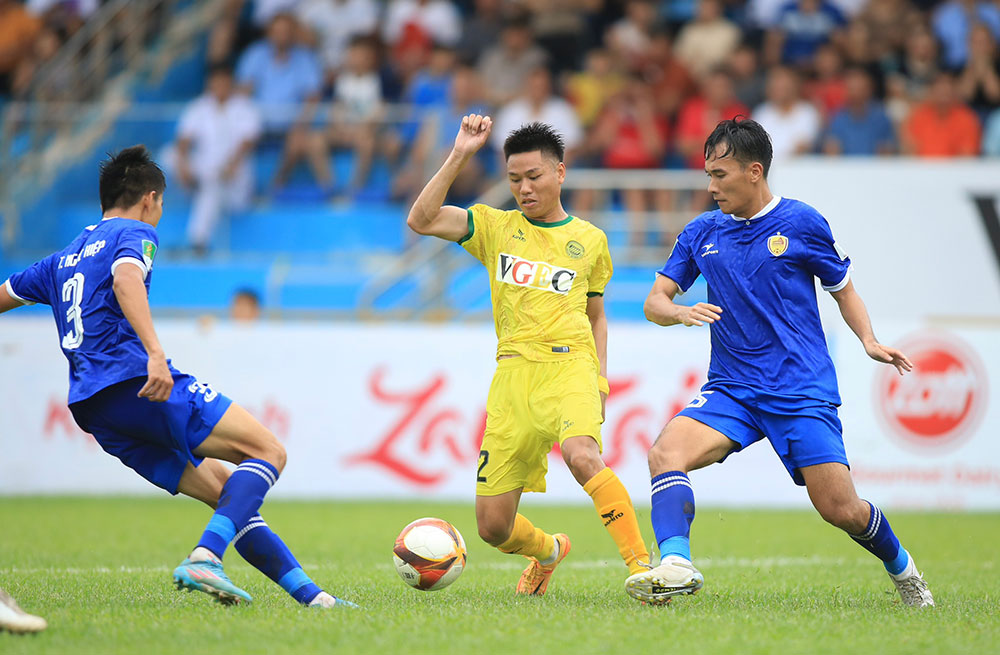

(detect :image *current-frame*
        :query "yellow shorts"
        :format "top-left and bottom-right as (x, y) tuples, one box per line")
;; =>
(476, 356), (604, 497)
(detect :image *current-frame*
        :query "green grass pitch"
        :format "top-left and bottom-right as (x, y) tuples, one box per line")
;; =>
(1, 497), (997, 654)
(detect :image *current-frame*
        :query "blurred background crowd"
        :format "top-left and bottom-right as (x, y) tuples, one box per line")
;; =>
(2, 0), (1000, 316)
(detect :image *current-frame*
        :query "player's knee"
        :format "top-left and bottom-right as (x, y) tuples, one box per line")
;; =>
(647, 439), (687, 474)
(267, 440), (287, 473)
(563, 448), (602, 481)
(246, 433), (286, 473)
(818, 502), (863, 532)
(477, 520), (511, 547)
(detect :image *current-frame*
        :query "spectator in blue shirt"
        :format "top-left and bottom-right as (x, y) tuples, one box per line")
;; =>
(767, 0), (846, 66)
(932, 0), (1000, 70)
(236, 12), (323, 188)
(823, 66), (897, 155)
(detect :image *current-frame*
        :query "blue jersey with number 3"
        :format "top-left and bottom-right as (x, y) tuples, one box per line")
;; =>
(4, 217), (177, 404)
(657, 196), (852, 405)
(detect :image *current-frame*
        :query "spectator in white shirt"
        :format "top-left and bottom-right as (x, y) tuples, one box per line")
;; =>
(174, 65), (262, 255)
(383, 0), (461, 48)
(293, 36), (384, 197)
(295, 0), (378, 79)
(492, 67), (583, 159)
(752, 66), (821, 159)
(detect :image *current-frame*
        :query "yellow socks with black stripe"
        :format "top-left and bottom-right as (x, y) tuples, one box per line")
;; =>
(584, 467), (650, 575)
(497, 513), (557, 563)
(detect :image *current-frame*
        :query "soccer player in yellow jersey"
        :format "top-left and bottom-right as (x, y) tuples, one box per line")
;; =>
(406, 116), (650, 596)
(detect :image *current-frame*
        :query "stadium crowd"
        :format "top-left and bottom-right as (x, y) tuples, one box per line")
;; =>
(5, 0), (1000, 246)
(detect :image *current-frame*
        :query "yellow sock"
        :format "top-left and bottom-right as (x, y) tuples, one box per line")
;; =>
(497, 513), (556, 561)
(584, 467), (650, 575)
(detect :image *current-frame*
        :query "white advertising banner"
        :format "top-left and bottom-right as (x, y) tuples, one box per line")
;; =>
(1, 319), (997, 509)
(770, 158), (1000, 321)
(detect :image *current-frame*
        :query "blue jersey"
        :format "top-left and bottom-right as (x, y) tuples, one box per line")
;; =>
(4, 217), (178, 404)
(658, 196), (851, 404)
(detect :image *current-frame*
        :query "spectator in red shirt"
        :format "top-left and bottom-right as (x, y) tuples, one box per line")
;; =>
(589, 74), (672, 244)
(675, 68), (749, 169)
(902, 71), (982, 157)
(806, 43), (847, 122)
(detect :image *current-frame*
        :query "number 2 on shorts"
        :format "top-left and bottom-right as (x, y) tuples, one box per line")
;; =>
(477, 450), (489, 483)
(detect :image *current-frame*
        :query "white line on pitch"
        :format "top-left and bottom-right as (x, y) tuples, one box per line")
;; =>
(0, 556), (905, 576)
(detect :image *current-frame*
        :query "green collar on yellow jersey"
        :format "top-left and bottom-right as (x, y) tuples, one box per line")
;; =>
(522, 213), (575, 228)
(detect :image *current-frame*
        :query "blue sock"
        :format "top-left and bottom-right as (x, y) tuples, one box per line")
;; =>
(850, 501), (909, 575)
(650, 471), (695, 561)
(234, 515), (322, 605)
(196, 459), (279, 559)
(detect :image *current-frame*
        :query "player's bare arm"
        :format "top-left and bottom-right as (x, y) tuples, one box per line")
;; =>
(586, 294), (609, 418)
(0, 284), (22, 314)
(643, 274), (722, 327)
(406, 114), (493, 241)
(831, 279), (912, 376)
(112, 263), (173, 401)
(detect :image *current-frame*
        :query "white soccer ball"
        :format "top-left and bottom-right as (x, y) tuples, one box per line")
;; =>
(392, 517), (467, 591)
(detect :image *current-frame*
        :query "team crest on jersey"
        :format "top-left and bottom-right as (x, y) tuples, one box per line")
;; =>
(142, 240), (157, 270)
(767, 232), (789, 256)
(496, 253), (577, 294)
(565, 240), (585, 259)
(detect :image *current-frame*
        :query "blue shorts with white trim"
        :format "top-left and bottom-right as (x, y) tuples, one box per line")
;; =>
(69, 373), (233, 494)
(676, 382), (848, 486)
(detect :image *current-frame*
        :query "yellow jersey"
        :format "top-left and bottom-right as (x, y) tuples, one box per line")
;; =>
(460, 204), (613, 367)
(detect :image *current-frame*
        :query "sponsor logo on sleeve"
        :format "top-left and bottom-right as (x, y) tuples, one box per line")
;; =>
(142, 240), (157, 270)
(496, 253), (577, 294)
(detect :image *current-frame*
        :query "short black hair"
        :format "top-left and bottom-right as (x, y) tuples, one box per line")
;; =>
(232, 288), (261, 304)
(98, 145), (166, 212)
(503, 122), (565, 162)
(703, 116), (773, 178)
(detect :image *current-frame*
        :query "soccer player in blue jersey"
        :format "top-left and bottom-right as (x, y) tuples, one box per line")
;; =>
(0, 146), (355, 609)
(625, 118), (934, 608)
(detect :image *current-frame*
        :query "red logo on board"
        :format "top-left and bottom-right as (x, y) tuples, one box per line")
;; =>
(877, 333), (987, 450)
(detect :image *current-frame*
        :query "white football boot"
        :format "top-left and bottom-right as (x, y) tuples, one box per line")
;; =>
(0, 588), (47, 634)
(889, 557), (934, 607)
(625, 555), (704, 605)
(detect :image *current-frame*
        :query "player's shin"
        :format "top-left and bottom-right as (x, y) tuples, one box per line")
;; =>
(195, 458), (280, 560)
(497, 514), (557, 563)
(650, 471), (696, 561)
(584, 467), (650, 575)
(849, 501), (910, 575)
(234, 515), (323, 604)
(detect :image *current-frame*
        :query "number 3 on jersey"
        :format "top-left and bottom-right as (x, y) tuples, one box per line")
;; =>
(61, 272), (85, 350)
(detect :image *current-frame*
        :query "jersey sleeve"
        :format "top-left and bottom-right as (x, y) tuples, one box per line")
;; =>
(458, 203), (496, 266)
(656, 221), (700, 292)
(587, 231), (613, 296)
(111, 223), (159, 280)
(4, 255), (56, 306)
(802, 212), (852, 292)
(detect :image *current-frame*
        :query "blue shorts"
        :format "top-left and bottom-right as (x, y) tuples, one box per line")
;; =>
(677, 382), (848, 486)
(69, 373), (233, 494)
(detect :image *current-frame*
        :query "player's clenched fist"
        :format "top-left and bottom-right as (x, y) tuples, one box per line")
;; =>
(678, 302), (723, 327)
(454, 114), (492, 157)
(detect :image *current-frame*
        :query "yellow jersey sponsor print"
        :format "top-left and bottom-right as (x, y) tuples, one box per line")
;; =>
(459, 204), (612, 366)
